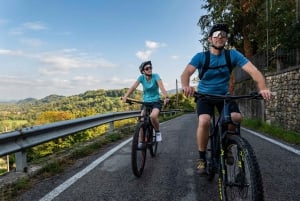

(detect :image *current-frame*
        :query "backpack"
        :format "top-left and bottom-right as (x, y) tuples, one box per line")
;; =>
(198, 49), (233, 80)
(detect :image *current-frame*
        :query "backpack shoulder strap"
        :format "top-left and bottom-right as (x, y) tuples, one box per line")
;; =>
(198, 50), (210, 80)
(224, 49), (232, 73)
(198, 49), (232, 80)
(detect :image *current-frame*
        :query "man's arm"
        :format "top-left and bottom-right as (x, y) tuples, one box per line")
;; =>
(181, 64), (196, 97)
(241, 61), (272, 100)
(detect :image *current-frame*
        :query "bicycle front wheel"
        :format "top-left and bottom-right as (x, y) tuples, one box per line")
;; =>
(131, 122), (147, 177)
(149, 126), (158, 157)
(219, 135), (264, 201)
(206, 120), (218, 181)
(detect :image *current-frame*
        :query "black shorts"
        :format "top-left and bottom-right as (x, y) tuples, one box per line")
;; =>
(141, 101), (163, 111)
(196, 98), (240, 116)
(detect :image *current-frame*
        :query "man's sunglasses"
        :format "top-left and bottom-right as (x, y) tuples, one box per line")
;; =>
(144, 67), (152, 71)
(212, 30), (227, 38)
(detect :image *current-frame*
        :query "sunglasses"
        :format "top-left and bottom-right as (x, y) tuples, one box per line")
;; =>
(144, 67), (152, 71)
(212, 30), (227, 38)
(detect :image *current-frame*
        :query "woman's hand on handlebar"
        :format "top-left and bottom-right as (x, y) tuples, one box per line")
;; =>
(163, 97), (169, 106)
(182, 86), (195, 97)
(122, 96), (128, 103)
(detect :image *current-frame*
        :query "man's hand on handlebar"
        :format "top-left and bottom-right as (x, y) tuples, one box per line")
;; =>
(182, 86), (195, 97)
(259, 89), (272, 101)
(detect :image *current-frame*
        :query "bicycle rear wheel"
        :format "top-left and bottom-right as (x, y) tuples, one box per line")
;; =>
(219, 135), (264, 201)
(131, 122), (147, 177)
(149, 126), (158, 157)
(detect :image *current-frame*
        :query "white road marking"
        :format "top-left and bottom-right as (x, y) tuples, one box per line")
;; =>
(39, 123), (299, 201)
(39, 137), (132, 201)
(242, 127), (300, 156)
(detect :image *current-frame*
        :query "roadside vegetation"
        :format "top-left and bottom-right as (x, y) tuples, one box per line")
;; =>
(1, 112), (183, 201)
(243, 118), (300, 145)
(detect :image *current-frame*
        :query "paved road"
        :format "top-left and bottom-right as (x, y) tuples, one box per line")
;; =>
(16, 114), (300, 201)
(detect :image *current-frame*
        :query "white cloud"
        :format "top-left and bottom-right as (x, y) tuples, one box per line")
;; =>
(36, 50), (116, 75)
(135, 50), (152, 60)
(22, 21), (48, 31)
(20, 38), (45, 47)
(145, 40), (159, 49)
(107, 76), (136, 85)
(71, 76), (100, 86)
(145, 40), (166, 49)
(136, 40), (167, 60)
(171, 55), (179, 60)
(0, 49), (24, 56)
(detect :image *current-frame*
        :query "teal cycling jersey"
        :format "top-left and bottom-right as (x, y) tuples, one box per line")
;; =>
(189, 49), (248, 95)
(138, 73), (161, 102)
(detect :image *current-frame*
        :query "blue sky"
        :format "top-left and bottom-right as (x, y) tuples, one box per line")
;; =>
(0, 0), (206, 101)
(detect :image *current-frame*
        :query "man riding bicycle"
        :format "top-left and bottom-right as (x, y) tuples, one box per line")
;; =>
(181, 23), (272, 175)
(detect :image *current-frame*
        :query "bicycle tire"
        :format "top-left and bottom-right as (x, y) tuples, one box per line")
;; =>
(206, 121), (217, 181)
(149, 126), (158, 157)
(219, 135), (264, 201)
(131, 122), (147, 177)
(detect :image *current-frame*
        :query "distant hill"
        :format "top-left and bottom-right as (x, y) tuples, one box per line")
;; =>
(17, 98), (37, 104)
(40, 95), (65, 103)
(1, 88), (179, 105)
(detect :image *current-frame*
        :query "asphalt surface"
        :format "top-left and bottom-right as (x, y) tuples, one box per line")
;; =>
(16, 114), (300, 201)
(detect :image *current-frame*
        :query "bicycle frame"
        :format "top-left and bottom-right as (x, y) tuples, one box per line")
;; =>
(208, 98), (239, 180)
(194, 92), (264, 201)
(125, 98), (160, 177)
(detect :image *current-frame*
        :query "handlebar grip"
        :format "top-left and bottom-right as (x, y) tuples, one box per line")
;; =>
(249, 92), (263, 99)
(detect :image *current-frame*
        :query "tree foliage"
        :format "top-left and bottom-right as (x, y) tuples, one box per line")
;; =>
(198, 0), (297, 57)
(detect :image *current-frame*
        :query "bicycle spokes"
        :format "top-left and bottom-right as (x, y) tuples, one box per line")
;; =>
(220, 135), (263, 201)
(131, 123), (147, 177)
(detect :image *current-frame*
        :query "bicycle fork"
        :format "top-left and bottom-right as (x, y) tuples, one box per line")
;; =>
(218, 125), (229, 201)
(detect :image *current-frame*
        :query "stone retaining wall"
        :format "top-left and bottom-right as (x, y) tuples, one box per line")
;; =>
(235, 67), (300, 133)
(265, 67), (300, 132)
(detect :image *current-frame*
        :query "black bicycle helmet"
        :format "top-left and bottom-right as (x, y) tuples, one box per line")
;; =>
(208, 23), (229, 37)
(139, 60), (152, 74)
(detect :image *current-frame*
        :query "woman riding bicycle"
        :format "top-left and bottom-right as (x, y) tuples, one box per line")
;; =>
(181, 23), (272, 175)
(122, 60), (169, 142)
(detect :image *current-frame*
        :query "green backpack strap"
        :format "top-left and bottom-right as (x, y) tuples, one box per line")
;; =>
(198, 49), (232, 80)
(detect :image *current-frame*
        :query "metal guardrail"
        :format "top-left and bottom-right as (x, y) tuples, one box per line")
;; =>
(0, 110), (181, 172)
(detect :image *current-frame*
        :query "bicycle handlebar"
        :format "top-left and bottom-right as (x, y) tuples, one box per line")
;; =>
(121, 97), (164, 105)
(193, 91), (263, 101)
(122, 97), (144, 105)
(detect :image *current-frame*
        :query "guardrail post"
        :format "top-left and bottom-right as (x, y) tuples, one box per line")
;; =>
(15, 151), (27, 172)
(109, 121), (114, 133)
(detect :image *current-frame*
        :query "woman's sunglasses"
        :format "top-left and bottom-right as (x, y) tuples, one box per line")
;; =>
(144, 67), (152, 71)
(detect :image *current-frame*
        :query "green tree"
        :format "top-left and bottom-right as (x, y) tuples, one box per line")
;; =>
(198, 0), (297, 57)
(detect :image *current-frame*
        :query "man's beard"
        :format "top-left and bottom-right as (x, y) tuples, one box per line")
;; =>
(212, 44), (225, 50)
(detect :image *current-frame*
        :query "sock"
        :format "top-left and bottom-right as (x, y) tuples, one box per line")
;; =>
(199, 151), (206, 161)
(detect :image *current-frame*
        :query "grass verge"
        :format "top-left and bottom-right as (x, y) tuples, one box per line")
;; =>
(243, 118), (300, 145)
